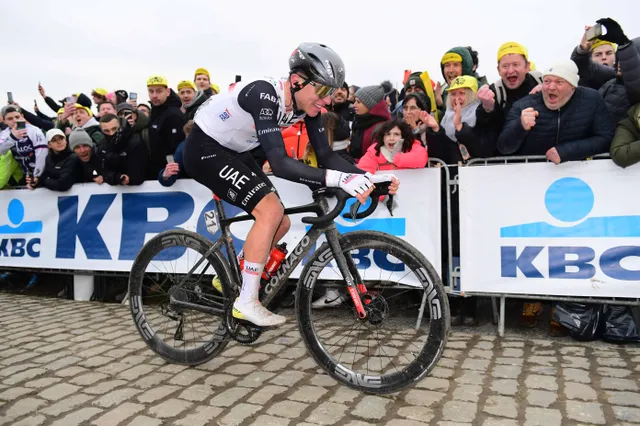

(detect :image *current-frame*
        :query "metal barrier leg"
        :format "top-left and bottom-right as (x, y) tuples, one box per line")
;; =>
(121, 291), (130, 306)
(499, 296), (506, 337)
(416, 291), (428, 330)
(491, 297), (499, 325)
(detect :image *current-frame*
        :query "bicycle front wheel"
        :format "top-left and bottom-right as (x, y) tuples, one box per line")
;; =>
(296, 230), (450, 394)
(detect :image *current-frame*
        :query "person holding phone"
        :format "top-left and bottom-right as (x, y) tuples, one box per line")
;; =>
(0, 105), (48, 185)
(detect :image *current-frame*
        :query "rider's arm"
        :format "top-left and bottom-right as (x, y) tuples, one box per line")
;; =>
(237, 81), (328, 188)
(303, 114), (363, 174)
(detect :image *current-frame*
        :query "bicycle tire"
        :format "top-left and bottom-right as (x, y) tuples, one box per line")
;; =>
(296, 230), (450, 394)
(129, 229), (233, 365)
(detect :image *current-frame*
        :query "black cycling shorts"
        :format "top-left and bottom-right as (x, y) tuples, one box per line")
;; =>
(183, 124), (279, 213)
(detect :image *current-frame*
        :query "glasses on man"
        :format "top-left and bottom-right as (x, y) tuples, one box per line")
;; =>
(306, 80), (337, 98)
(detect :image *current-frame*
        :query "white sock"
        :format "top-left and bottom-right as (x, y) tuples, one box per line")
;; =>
(237, 260), (264, 305)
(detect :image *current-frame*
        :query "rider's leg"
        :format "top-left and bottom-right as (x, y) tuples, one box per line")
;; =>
(271, 215), (291, 247)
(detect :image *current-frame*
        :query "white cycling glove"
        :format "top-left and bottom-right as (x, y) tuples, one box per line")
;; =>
(365, 172), (397, 185)
(326, 170), (373, 197)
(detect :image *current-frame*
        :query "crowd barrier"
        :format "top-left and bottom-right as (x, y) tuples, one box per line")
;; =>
(2, 156), (639, 335)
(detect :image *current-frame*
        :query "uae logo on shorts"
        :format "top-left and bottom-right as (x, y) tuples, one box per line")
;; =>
(227, 189), (237, 201)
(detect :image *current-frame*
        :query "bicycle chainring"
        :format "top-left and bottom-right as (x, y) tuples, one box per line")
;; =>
(224, 302), (262, 344)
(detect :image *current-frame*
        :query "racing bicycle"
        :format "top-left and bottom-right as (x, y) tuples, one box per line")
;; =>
(128, 184), (450, 394)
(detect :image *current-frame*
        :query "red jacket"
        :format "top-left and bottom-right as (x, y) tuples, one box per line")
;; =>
(351, 100), (391, 160)
(357, 140), (428, 174)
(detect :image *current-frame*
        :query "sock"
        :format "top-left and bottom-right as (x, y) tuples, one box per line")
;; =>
(237, 260), (265, 305)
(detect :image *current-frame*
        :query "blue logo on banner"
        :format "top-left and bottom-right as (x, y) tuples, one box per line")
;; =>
(0, 199), (42, 257)
(500, 178), (640, 280)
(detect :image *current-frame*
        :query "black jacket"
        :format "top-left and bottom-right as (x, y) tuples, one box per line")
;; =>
(327, 101), (353, 142)
(148, 90), (186, 178)
(39, 148), (76, 191)
(497, 87), (614, 161)
(599, 77), (631, 126)
(98, 125), (148, 186)
(75, 148), (108, 183)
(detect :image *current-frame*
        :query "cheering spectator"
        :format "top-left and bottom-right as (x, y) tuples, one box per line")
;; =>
(178, 80), (207, 121)
(35, 129), (76, 192)
(350, 82), (392, 160)
(98, 114), (148, 186)
(402, 92), (432, 146)
(475, 42), (542, 155)
(137, 104), (151, 118)
(436, 47), (475, 118)
(38, 85), (92, 116)
(69, 128), (106, 184)
(0, 151), (24, 189)
(610, 103), (640, 168)
(194, 68), (219, 97)
(147, 75), (186, 179)
(158, 120), (194, 187)
(357, 119), (428, 173)
(497, 60), (614, 161)
(98, 102), (117, 118)
(0, 106), (48, 183)
(326, 82), (354, 159)
(91, 88), (108, 107)
(57, 103), (105, 146)
(9, 103), (55, 132)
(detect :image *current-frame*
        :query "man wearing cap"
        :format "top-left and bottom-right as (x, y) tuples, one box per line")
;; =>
(178, 80), (208, 121)
(0, 105), (48, 182)
(475, 42), (543, 155)
(498, 60), (613, 162)
(35, 129), (76, 192)
(437, 47), (475, 119)
(91, 88), (109, 107)
(194, 68), (219, 98)
(147, 75), (186, 179)
(69, 128), (108, 184)
(62, 104), (105, 146)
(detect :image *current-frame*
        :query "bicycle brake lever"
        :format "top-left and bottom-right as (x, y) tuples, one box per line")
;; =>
(349, 201), (361, 222)
(386, 195), (394, 217)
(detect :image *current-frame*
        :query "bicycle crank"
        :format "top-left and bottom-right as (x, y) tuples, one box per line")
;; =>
(224, 302), (262, 344)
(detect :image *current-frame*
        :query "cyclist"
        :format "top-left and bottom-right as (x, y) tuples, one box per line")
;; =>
(183, 42), (399, 327)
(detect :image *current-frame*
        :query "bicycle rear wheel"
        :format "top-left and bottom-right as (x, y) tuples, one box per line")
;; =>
(296, 230), (449, 394)
(129, 229), (234, 365)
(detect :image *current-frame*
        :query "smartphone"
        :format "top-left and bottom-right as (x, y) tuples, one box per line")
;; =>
(66, 96), (76, 106)
(235, 75), (242, 83)
(7, 92), (13, 103)
(17, 121), (26, 131)
(166, 155), (175, 164)
(586, 24), (603, 41)
(129, 92), (138, 101)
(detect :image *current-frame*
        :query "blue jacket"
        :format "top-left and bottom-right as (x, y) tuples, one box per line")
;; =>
(157, 141), (186, 186)
(497, 87), (614, 162)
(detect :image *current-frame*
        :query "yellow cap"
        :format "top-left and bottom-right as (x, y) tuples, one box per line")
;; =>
(211, 83), (220, 94)
(529, 61), (537, 71)
(177, 80), (197, 91)
(447, 76), (479, 93)
(74, 104), (93, 117)
(147, 75), (168, 87)
(441, 52), (463, 65)
(92, 88), (108, 96)
(57, 108), (65, 115)
(194, 67), (210, 80)
(591, 39), (617, 52)
(498, 42), (528, 63)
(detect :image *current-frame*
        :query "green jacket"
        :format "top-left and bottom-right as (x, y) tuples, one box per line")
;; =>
(610, 103), (640, 168)
(0, 151), (24, 189)
(438, 46), (475, 121)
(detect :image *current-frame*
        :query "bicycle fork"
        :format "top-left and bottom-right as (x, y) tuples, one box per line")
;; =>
(325, 227), (369, 319)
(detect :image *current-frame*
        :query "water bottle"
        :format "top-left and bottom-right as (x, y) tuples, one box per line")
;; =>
(262, 243), (288, 280)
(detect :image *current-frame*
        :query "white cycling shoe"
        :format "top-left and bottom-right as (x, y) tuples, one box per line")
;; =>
(312, 288), (346, 309)
(232, 299), (286, 327)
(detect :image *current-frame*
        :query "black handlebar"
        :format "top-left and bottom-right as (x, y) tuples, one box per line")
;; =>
(301, 182), (392, 226)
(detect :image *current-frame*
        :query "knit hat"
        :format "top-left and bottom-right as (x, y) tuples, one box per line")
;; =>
(355, 81), (392, 110)
(194, 68), (210, 80)
(178, 80), (197, 91)
(68, 128), (94, 150)
(404, 74), (427, 94)
(497, 41), (529, 62)
(46, 129), (65, 143)
(543, 60), (580, 88)
(116, 103), (135, 114)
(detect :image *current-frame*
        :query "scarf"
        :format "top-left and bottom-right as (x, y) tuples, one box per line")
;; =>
(81, 117), (100, 130)
(350, 113), (388, 158)
(440, 100), (481, 142)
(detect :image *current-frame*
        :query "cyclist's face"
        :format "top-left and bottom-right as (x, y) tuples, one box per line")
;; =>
(296, 82), (331, 117)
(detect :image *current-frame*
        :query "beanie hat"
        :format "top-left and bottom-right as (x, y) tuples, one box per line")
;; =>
(68, 128), (94, 150)
(178, 80), (197, 91)
(497, 41), (529, 63)
(543, 60), (579, 88)
(116, 103), (135, 114)
(194, 68), (211, 80)
(46, 128), (66, 143)
(115, 90), (128, 102)
(404, 74), (427, 94)
(355, 85), (386, 110)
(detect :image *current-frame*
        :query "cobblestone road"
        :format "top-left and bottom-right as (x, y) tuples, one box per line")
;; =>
(1, 293), (639, 426)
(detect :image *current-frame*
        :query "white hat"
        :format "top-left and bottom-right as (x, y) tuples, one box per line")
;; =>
(46, 128), (66, 142)
(543, 60), (580, 88)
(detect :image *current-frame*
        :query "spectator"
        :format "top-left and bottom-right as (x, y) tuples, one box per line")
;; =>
(158, 120), (194, 187)
(326, 82), (354, 159)
(475, 41), (542, 155)
(194, 68), (219, 97)
(402, 92), (432, 146)
(0, 151), (24, 189)
(38, 85), (92, 115)
(436, 47), (475, 118)
(117, 103), (151, 152)
(58, 104), (105, 146)
(98, 102), (117, 118)
(91, 88), (108, 106)
(146, 75), (186, 179)
(98, 114), (148, 186)
(348, 85), (359, 103)
(497, 60), (614, 162)
(357, 119), (428, 173)
(0, 106), (48, 183)
(350, 82), (392, 161)
(35, 129), (76, 192)
(115, 90), (128, 105)
(9, 103), (55, 132)
(178, 80), (207, 120)
(137, 104), (151, 118)
(69, 128), (106, 185)
(610, 102), (640, 168)
(301, 112), (349, 167)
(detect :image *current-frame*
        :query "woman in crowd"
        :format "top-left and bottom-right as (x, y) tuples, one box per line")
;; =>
(30, 129), (76, 191)
(350, 82), (392, 161)
(401, 92), (432, 147)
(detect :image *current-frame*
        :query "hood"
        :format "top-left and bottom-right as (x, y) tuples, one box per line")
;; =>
(369, 99), (392, 120)
(186, 90), (207, 111)
(133, 109), (150, 132)
(440, 46), (474, 82)
(151, 89), (182, 117)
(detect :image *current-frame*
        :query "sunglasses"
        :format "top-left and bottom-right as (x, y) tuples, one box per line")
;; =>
(305, 80), (337, 98)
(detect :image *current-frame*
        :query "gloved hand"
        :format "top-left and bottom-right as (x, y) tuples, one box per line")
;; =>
(364, 172), (396, 184)
(325, 170), (372, 197)
(597, 18), (630, 46)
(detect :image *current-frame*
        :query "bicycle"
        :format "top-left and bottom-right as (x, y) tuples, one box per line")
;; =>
(128, 184), (450, 394)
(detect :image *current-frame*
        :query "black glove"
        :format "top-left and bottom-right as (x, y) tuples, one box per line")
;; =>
(596, 18), (630, 46)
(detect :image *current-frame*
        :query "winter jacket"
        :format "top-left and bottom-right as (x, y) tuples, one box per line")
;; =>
(158, 141), (187, 186)
(148, 89), (186, 179)
(0, 124), (48, 177)
(427, 122), (492, 164)
(326, 101), (353, 144)
(0, 151), (24, 188)
(98, 125), (149, 186)
(281, 122), (309, 159)
(497, 87), (614, 162)
(438, 47), (475, 119)
(350, 100), (391, 160)
(599, 77), (631, 126)
(184, 90), (208, 121)
(357, 140), (428, 174)
(74, 148), (108, 183)
(39, 148), (76, 191)
(610, 103), (640, 168)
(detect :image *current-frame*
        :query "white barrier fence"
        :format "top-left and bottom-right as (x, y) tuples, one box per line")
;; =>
(0, 169), (442, 280)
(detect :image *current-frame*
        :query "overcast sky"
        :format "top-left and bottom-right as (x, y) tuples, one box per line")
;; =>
(2, 0), (639, 116)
